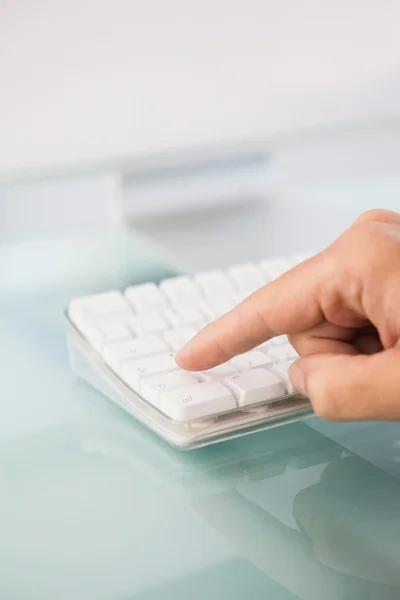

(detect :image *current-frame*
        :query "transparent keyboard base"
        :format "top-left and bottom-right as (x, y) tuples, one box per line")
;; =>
(67, 256), (313, 449)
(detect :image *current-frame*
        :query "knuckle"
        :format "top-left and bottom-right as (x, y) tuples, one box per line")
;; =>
(354, 209), (398, 225)
(338, 216), (400, 277)
(358, 220), (400, 265)
(350, 224), (382, 263)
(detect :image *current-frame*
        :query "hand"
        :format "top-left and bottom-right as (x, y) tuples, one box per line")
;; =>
(176, 209), (400, 421)
(293, 456), (400, 587)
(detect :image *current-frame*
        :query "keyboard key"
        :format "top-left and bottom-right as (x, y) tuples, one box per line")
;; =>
(164, 306), (205, 328)
(233, 288), (255, 303)
(69, 291), (131, 325)
(80, 318), (132, 352)
(224, 369), (286, 407)
(230, 350), (274, 372)
(227, 263), (266, 292)
(103, 335), (169, 374)
(159, 276), (202, 304)
(290, 252), (314, 265)
(127, 311), (169, 336)
(260, 258), (291, 280)
(121, 352), (179, 390)
(269, 344), (299, 362)
(197, 301), (217, 322)
(256, 341), (273, 353)
(196, 363), (237, 382)
(270, 335), (288, 346)
(164, 327), (197, 351)
(200, 296), (237, 320)
(194, 270), (236, 298)
(202, 296), (237, 318)
(140, 370), (199, 406)
(159, 382), (236, 421)
(125, 283), (168, 313)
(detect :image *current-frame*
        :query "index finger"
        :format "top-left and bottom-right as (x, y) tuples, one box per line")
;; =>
(175, 255), (328, 371)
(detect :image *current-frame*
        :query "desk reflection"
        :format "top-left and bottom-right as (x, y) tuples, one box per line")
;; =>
(79, 400), (400, 599)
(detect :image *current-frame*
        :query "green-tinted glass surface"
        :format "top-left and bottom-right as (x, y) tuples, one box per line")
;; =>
(1, 229), (400, 600)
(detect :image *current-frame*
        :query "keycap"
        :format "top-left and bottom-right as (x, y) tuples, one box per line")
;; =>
(260, 258), (291, 280)
(270, 335), (288, 346)
(256, 341), (272, 353)
(125, 283), (168, 313)
(140, 370), (200, 406)
(272, 360), (298, 394)
(227, 263), (266, 292)
(194, 270), (236, 299)
(196, 363), (237, 382)
(103, 335), (169, 374)
(233, 288), (255, 303)
(69, 291), (131, 325)
(159, 382), (236, 421)
(268, 344), (298, 362)
(290, 252), (314, 265)
(159, 276), (202, 304)
(197, 301), (216, 322)
(230, 350), (274, 372)
(164, 327), (197, 351)
(127, 312), (169, 336)
(224, 369), (286, 407)
(164, 306), (205, 328)
(200, 296), (237, 320)
(80, 318), (132, 352)
(120, 352), (179, 390)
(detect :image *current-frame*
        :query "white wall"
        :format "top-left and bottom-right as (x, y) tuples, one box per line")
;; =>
(1, 0), (400, 175)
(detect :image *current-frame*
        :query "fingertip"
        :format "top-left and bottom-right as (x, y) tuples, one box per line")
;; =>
(174, 333), (212, 371)
(174, 345), (193, 370)
(175, 325), (231, 371)
(174, 341), (196, 370)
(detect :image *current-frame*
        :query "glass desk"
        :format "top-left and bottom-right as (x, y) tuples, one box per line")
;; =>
(1, 229), (400, 600)
(2, 122), (400, 599)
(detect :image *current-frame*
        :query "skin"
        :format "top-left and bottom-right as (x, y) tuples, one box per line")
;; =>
(176, 209), (400, 422)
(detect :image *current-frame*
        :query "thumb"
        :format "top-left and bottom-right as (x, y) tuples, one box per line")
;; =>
(289, 348), (400, 421)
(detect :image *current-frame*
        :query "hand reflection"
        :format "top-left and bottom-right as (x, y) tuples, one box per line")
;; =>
(293, 456), (400, 588)
(79, 404), (400, 598)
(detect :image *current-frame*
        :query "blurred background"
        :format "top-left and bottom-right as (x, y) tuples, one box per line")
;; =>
(1, 0), (400, 271)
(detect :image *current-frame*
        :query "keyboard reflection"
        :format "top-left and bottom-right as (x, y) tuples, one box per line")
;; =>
(79, 398), (400, 599)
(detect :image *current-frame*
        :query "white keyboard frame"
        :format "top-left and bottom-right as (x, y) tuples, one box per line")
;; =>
(67, 314), (312, 450)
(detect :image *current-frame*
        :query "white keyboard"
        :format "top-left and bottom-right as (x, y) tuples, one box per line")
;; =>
(66, 253), (313, 449)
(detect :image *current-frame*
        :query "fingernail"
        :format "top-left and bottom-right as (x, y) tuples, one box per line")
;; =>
(289, 362), (306, 395)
